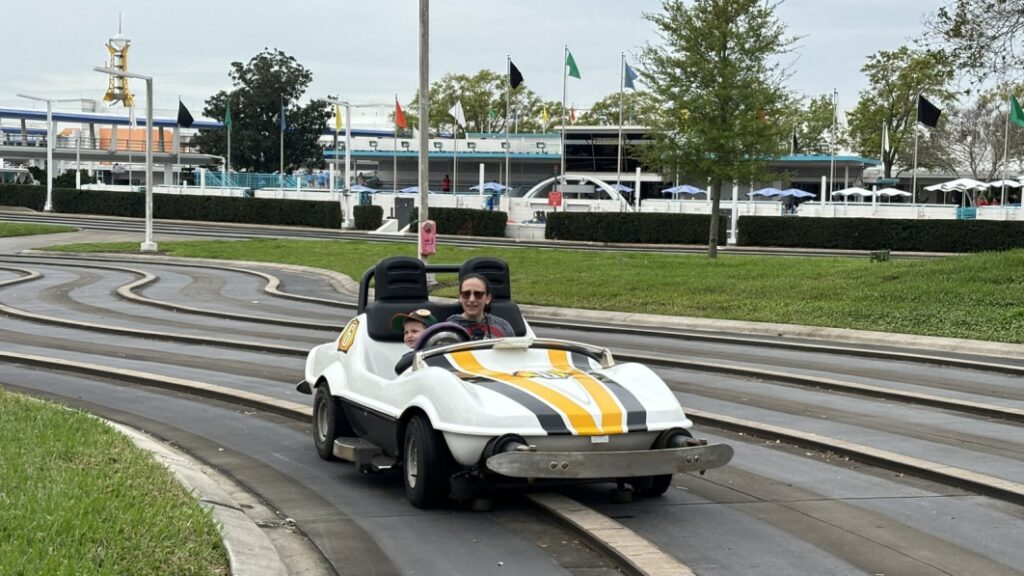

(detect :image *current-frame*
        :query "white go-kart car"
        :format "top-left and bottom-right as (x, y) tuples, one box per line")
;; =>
(298, 257), (733, 508)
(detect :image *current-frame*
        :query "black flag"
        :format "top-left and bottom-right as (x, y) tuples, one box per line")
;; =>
(917, 95), (941, 128)
(791, 131), (799, 154)
(177, 100), (195, 128)
(509, 60), (524, 89)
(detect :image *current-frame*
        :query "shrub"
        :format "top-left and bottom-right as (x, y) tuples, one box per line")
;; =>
(410, 207), (508, 237)
(354, 205), (384, 230)
(545, 211), (727, 245)
(738, 216), (1024, 252)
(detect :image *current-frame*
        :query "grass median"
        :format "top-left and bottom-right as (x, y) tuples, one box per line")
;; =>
(0, 221), (76, 237)
(45, 238), (1024, 344)
(0, 389), (228, 575)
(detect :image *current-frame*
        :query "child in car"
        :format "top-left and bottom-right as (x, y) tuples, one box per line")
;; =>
(392, 309), (437, 348)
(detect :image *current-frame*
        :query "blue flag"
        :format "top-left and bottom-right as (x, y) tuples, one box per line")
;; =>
(280, 97), (286, 131)
(624, 62), (638, 90)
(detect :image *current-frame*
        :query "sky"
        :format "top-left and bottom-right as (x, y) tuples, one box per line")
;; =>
(3, 0), (941, 127)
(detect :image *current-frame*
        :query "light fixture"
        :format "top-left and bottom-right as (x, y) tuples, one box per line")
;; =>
(466, 142), (476, 150)
(536, 142), (546, 151)
(501, 142), (509, 150)
(401, 141), (410, 150)
(368, 140), (378, 150)
(433, 141), (442, 150)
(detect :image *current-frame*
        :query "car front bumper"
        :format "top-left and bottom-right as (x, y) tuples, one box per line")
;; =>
(484, 442), (733, 479)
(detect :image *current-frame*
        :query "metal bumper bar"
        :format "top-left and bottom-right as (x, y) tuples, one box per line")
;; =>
(485, 443), (734, 479)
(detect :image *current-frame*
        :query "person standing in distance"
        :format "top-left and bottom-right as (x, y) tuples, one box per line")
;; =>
(446, 274), (513, 340)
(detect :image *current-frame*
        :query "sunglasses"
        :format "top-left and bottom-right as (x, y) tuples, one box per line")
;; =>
(459, 289), (487, 299)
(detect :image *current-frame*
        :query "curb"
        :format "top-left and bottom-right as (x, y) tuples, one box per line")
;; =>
(107, 421), (289, 576)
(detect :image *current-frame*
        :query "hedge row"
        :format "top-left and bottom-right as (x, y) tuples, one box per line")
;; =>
(0, 185), (341, 228)
(738, 216), (1024, 252)
(354, 205), (384, 230)
(545, 212), (727, 245)
(411, 207), (508, 237)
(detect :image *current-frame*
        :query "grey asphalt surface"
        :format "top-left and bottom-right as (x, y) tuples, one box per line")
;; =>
(1, 228), (1023, 575)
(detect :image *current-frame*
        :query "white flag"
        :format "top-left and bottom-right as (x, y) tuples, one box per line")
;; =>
(128, 106), (137, 128)
(882, 123), (890, 154)
(449, 99), (466, 129)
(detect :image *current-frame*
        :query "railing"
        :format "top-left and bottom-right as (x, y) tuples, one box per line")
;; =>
(0, 134), (203, 154)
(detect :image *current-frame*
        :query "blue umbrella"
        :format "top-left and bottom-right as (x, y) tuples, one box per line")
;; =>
(399, 186), (424, 193)
(661, 184), (704, 197)
(748, 187), (785, 197)
(350, 184), (378, 193)
(780, 188), (815, 198)
(609, 183), (634, 193)
(470, 181), (512, 192)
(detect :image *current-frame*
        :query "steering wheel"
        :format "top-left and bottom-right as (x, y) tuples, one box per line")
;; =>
(413, 322), (472, 351)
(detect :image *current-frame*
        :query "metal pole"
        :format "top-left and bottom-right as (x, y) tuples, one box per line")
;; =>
(1002, 94), (1010, 206)
(417, 0), (429, 263)
(394, 95), (398, 194)
(617, 52), (625, 188)
(142, 77), (156, 252)
(505, 56), (511, 190)
(280, 98), (285, 189)
(828, 88), (836, 205)
(344, 103), (352, 192)
(911, 128), (920, 205)
(561, 45), (568, 178)
(45, 100), (53, 211)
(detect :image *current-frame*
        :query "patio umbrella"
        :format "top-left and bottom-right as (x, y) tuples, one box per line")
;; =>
(608, 183), (634, 193)
(748, 187), (785, 197)
(781, 188), (815, 198)
(399, 186), (427, 193)
(661, 184), (704, 197)
(350, 184), (378, 193)
(470, 181), (512, 192)
(875, 188), (911, 197)
(986, 179), (1020, 188)
(832, 186), (873, 197)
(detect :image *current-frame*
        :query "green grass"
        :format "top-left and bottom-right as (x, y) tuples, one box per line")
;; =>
(0, 221), (76, 237)
(0, 389), (228, 575)
(45, 238), (1024, 343)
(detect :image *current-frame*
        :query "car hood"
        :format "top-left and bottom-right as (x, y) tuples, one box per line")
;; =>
(421, 347), (676, 436)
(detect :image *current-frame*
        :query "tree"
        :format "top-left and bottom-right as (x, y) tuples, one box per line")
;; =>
(191, 49), (331, 173)
(406, 70), (550, 135)
(931, 85), (1024, 184)
(845, 46), (955, 179)
(576, 91), (656, 126)
(787, 94), (842, 155)
(640, 0), (795, 258)
(928, 0), (1024, 81)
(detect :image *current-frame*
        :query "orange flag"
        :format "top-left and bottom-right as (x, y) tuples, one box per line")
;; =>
(395, 99), (408, 129)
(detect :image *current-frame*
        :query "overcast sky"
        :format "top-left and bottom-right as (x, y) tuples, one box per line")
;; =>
(4, 0), (940, 125)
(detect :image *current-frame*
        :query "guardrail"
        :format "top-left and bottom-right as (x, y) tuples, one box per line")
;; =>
(0, 134), (202, 154)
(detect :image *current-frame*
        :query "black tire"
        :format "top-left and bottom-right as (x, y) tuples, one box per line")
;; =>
(633, 428), (694, 497)
(313, 383), (352, 461)
(403, 415), (453, 508)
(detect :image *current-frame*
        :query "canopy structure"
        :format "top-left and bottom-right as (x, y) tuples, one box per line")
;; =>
(350, 184), (378, 193)
(986, 179), (1021, 188)
(662, 184), (704, 197)
(780, 188), (815, 198)
(923, 178), (987, 192)
(608, 183), (634, 193)
(470, 181), (512, 192)
(748, 187), (785, 197)
(399, 186), (428, 193)
(832, 186), (873, 197)
(875, 187), (911, 197)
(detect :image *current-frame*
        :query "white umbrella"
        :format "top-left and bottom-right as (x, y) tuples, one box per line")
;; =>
(875, 188), (911, 197)
(928, 178), (987, 192)
(986, 179), (1020, 188)
(832, 186), (873, 197)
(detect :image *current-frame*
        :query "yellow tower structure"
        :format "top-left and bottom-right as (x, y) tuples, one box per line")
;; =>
(102, 18), (134, 108)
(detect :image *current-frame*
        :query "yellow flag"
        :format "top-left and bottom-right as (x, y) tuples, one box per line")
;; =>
(335, 105), (343, 132)
(542, 107), (549, 126)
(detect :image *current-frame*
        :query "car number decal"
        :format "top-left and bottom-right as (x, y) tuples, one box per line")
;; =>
(337, 319), (359, 353)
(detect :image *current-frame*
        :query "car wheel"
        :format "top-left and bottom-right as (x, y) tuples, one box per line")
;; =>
(403, 415), (452, 508)
(313, 383), (351, 461)
(634, 428), (694, 497)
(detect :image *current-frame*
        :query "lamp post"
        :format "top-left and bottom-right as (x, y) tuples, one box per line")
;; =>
(325, 99), (352, 192)
(16, 94), (85, 212)
(94, 66), (156, 252)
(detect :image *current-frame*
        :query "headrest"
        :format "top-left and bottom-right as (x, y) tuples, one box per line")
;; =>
(374, 256), (427, 302)
(459, 257), (511, 300)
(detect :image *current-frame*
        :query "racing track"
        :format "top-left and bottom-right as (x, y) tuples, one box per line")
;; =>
(0, 251), (1022, 575)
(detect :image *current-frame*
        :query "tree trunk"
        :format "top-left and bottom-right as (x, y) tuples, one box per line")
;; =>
(707, 177), (722, 259)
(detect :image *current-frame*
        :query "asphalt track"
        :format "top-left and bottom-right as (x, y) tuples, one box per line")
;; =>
(0, 221), (1021, 575)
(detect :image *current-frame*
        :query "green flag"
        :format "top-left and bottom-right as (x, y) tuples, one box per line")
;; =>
(224, 99), (233, 130)
(1011, 95), (1024, 128)
(566, 49), (581, 79)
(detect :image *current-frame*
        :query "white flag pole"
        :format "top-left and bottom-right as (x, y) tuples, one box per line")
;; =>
(561, 44), (568, 178)
(617, 52), (625, 190)
(505, 56), (512, 190)
(1002, 94), (1010, 206)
